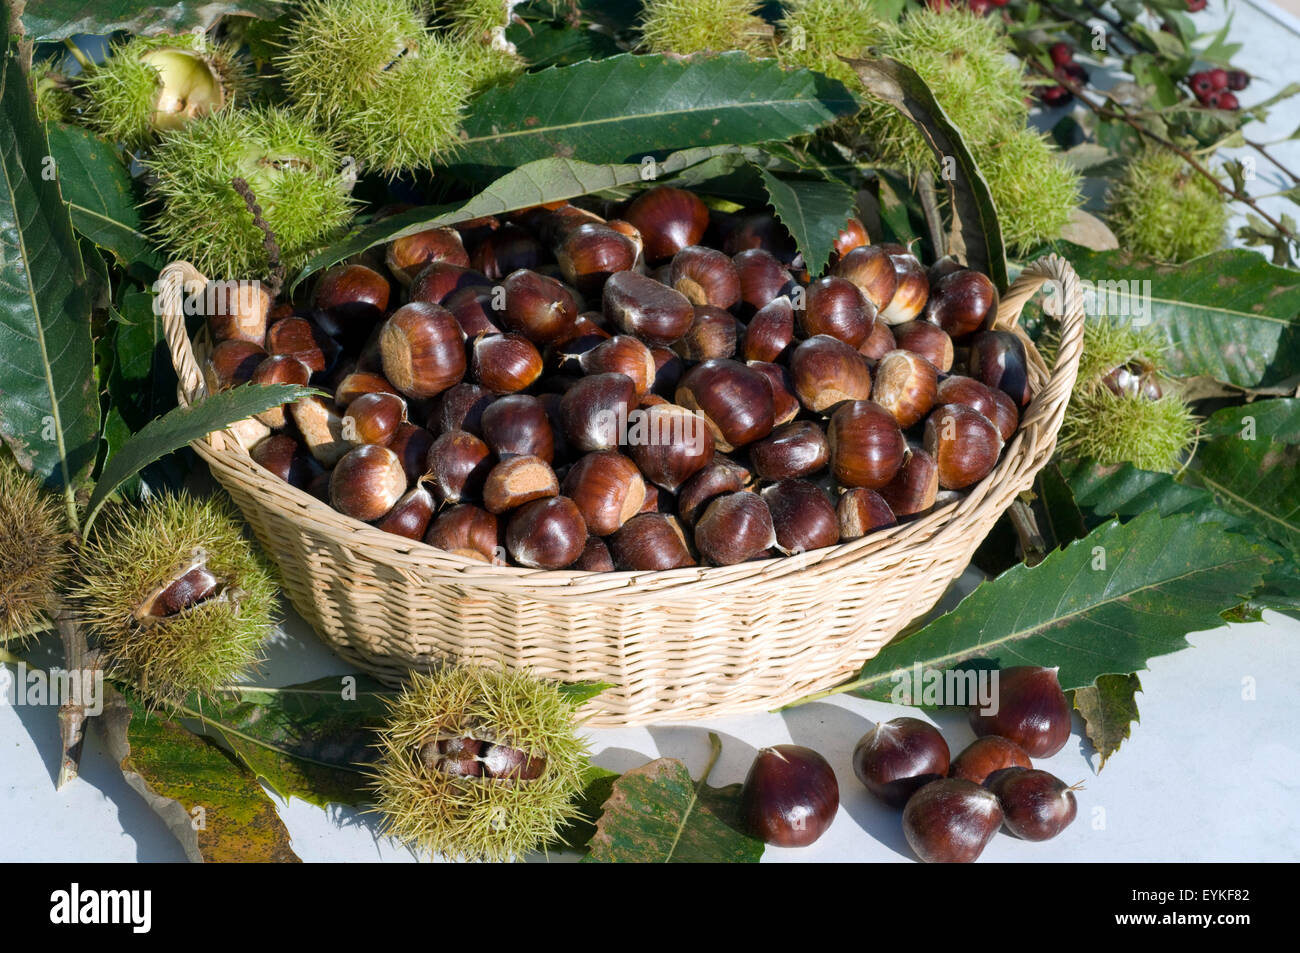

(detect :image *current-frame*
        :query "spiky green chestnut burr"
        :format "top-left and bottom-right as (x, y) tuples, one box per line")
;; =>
(370, 665), (590, 862)
(457, 37), (526, 92)
(443, 0), (520, 42)
(73, 494), (278, 707)
(78, 33), (249, 148)
(0, 460), (72, 644)
(144, 106), (355, 278)
(32, 61), (79, 124)
(778, 0), (890, 85)
(277, 0), (472, 176)
(977, 125), (1082, 255)
(640, 0), (773, 56)
(1106, 147), (1226, 263)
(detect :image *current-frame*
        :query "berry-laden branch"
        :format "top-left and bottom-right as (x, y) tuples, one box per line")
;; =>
(231, 177), (286, 297)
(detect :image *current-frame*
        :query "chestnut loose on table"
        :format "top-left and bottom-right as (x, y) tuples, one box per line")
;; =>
(159, 208), (1085, 725)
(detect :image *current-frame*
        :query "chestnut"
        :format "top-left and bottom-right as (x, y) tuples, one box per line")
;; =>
(409, 261), (491, 305)
(968, 330), (1032, 408)
(923, 404), (1003, 490)
(892, 320), (955, 373)
(676, 457), (752, 526)
(472, 223), (546, 280)
(421, 735), (483, 777)
(483, 454), (559, 514)
(837, 487), (897, 539)
(205, 340), (267, 392)
(984, 768), (1079, 842)
(877, 447), (939, 518)
(827, 400), (906, 489)
(480, 394), (554, 462)
(625, 403), (714, 492)
(250, 355), (312, 429)
(762, 479), (839, 554)
(834, 245), (897, 314)
(335, 371), (399, 408)
(471, 332), (543, 394)
(311, 264), (390, 342)
(430, 382), (494, 436)
(480, 743), (547, 781)
(505, 496), (588, 569)
(577, 335), (657, 397)
(609, 513), (695, 570)
(602, 270), (694, 346)
(743, 296), (795, 363)
(871, 350), (938, 428)
(925, 269), (998, 339)
(673, 305), (740, 361)
(968, 665), (1072, 758)
(622, 186), (710, 263)
(851, 717), (950, 808)
(250, 434), (320, 490)
(425, 504), (502, 563)
(455, 215), (501, 248)
(749, 421), (829, 481)
(559, 372), (637, 453)
(501, 269), (579, 345)
(290, 396), (350, 467)
(555, 222), (637, 295)
(880, 246), (929, 325)
(857, 319), (897, 363)
(747, 360), (800, 426)
(206, 280), (270, 345)
(668, 245), (741, 309)
(342, 391), (407, 447)
(694, 491), (775, 565)
(267, 315), (340, 376)
(650, 346), (684, 398)
(675, 359), (774, 451)
(573, 536), (615, 572)
(387, 423), (435, 484)
(426, 429), (493, 503)
(832, 217), (870, 261)
(1101, 361), (1162, 401)
(799, 276), (875, 349)
(733, 248), (795, 314)
(561, 451), (646, 535)
(902, 779), (1003, 863)
(740, 745), (839, 848)
(935, 375), (1019, 442)
(443, 285), (503, 338)
(330, 444), (408, 522)
(789, 336), (874, 413)
(379, 302), (466, 399)
(386, 226), (469, 286)
(948, 736), (1032, 785)
(375, 481), (436, 540)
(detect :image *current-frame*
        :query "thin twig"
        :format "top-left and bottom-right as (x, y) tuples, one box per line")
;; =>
(1244, 138), (1300, 186)
(231, 177), (286, 297)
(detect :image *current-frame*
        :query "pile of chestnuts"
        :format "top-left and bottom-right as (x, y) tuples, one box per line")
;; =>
(734, 666), (1080, 860)
(204, 185), (1033, 570)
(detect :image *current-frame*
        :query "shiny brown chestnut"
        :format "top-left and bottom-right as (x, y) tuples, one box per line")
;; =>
(694, 491), (775, 565)
(559, 372), (637, 453)
(573, 536), (615, 572)
(386, 227), (468, 286)
(420, 735), (482, 777)
(249, 355), (312, 429)
(342, 391), (406, 447)
(877, 447), (939, 518)
(608, 513), (695, 570)
(424, 503), (502, 563)
(576, 334), (657, 397)
(948, 736), (1033, 785)
(923, 404), (1003, 490)
(984, 768), (1079, 841)
(837, 487), (898, 539)
(871, 350), (938, 428)
(426, 429), (493, 503)
(675, 359), (774, 451)
(505, 496), (588, 569)
(832, 217), (870, 261)
(501, 269), (579, 345)
(480, 743), (547, 781)
(311, 264), (390, 342)
(925, 269), (998, 339)
(747, 360), (800, 426)
(471, 332), (543, 394)
(483, 454), (559, 514)
(555, 222), (637, 296)
(675, 457), (753, 526)
(625, 403), (714, 492)
(673, 305), (740, 362)
(740, 745), (839, 848)
(880, 247), (929, 325)
(267, 316), (339, 376)
(892, 320), (955, 373)
(799, 276), (875, 349)
(902, 779), (1004, 863)
(335, 371), (399, 408)
(762, 479), (839, 555)
(622, 186), (710, 263)
(834, 245), (897, 315)
(968, 330), (1032, 408)
(561, 451), (646, 535)
(329, 444), (408, 522)
(206, 280), (270, 345)
(480, 394), (554, 462)
(250, 434), (320, 490)
(744, 296), (795, 363)
(969, 665), (1072, 758)
(852, 717), (951, 808)
(935, 375), (1019, 442)
(749, 421), (829, 481)
(443, 285), (502, 338)
(733, 249), (795, 314)
(472, 223), (546, 280)
(379, 302), (466, 399)
(290, 396), (350, 467)
(668, 245), (741, 310)
(430, 382), (494, 436)
(375, 481), (436, 540)
(1102, 361), (1162, 401)
(789, 336), (874, 413)
(205, 340), (267, 392)
(827, 400), (906, 489)
(408, 261), (491, 305)
(857, 319), (897, 363)
(602, 270), (694, 347)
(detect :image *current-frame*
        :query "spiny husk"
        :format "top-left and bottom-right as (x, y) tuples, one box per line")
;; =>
(370, 665), (590, 862)
(32, 61), (80, 124)
(73, 494), (278, 708)
(79, 32), (250, 148)
(1058, 387), (1198, 473)
(0, 460), (73, 644)
(458, 37), (525, 92)
(778, 0), (891, 85)
(1106, 146), (1227, 263)
(1067, 318), (1169, 390)
(443, 0), (517, 42)
(639, 0), (773, 55)
(144, 106), (355, 278)
(277, 0), (472, 176)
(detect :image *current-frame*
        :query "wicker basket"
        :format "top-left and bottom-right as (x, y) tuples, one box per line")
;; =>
(160, 254), (1085, 726)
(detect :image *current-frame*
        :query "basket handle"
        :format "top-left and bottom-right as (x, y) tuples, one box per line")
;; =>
(159, 261), (212, 408)
(989, 254), (1087, 431)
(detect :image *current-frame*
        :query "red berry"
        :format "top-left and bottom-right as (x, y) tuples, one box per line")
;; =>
(1207, 68), (1228, 90)
(1190, 72), (1214, 98)
(1049, 42), (1073, 67)
(1185, 0), (1206, 10)
(1205, 90), (1223, 108)
(989, 0), (1010, 6)
(1037, 84), (1073, 108)
(968, 0), (993, 13)
(1215, 91), (1240, 110)
(1226, 70), (1249, 91)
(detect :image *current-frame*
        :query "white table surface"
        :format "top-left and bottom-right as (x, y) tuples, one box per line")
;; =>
(4, 1), (1299, 864)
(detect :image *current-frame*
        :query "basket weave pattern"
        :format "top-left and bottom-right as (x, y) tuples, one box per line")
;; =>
(162, 255), (1086, 725)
